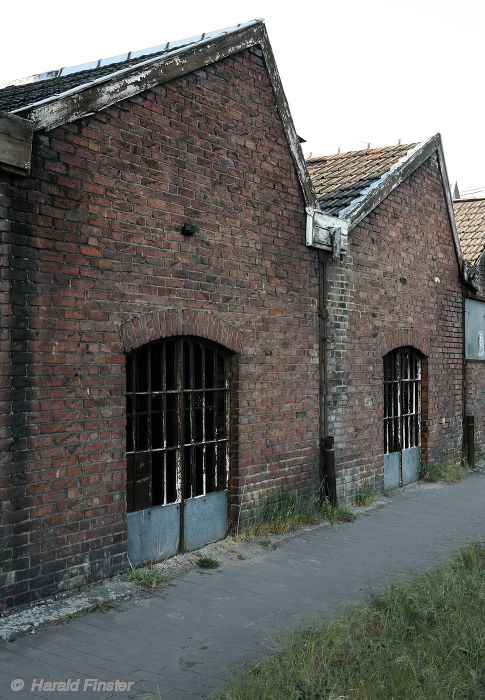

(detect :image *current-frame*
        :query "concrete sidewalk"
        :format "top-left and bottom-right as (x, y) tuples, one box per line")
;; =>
(1, 474), (485, 699)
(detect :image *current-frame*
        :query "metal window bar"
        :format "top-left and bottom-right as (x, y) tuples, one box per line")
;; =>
(384, 348), (421, 454)
(126, 338), (230, 512)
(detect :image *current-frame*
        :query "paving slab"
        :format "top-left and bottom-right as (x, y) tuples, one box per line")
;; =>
(1, 475), (485, 699)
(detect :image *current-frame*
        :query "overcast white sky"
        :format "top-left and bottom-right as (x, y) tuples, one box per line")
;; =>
(1, 0), (484, 194)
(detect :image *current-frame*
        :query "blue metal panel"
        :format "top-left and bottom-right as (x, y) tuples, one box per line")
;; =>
(384, 452), (400, 491)
(183, 490), (228, 552)
(465, 298), (485, 360)
(127, 503), (180, 565)
(402, 446), (420, 485)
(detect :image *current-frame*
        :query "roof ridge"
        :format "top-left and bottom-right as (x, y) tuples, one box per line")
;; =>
(306, 142), (417, 163)
(0, 19), (262, 90)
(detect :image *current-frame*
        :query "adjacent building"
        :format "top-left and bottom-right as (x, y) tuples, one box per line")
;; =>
(453, 196), (485, 454)
(307, 137), (471, 497)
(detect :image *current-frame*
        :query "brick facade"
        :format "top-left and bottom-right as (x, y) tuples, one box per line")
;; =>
(0, 48), (320, 608)
(324, 155), (464, 498)
(0, 46), (472, 610)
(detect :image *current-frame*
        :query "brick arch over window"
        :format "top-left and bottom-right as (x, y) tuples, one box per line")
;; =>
(120, 309), (242, 354)
(380, 329), (430, 359)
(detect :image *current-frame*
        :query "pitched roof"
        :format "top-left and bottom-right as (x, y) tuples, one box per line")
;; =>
(453, 198), (485, 265)
(0, 22), (258, 113)
(307, 143), (417, 217)
(305, 134), (475, 288)
(0, 19), (316, 206)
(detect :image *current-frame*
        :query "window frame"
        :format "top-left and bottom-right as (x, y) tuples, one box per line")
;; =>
(384, 347), (422, 455)
(126, 337), (231, 513)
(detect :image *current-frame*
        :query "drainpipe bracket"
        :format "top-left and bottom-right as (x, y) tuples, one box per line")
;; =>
(306, 208), (349, 253)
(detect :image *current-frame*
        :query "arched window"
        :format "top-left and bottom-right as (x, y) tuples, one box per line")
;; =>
(126, 337), (230, 513)
(383, 347), (422, 487)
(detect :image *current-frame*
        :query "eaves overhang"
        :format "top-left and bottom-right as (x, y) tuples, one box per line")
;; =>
(0, 21), (317, 210)
(306, 133), (475, 288)
(0, 111), (34, 175)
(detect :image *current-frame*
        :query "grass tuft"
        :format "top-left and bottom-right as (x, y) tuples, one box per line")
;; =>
(126, 564), (166, 588)
(354, 481), (377, 507)
(421, 453), (469, 483)
(213, 542), (485, 700)
(87, 597), (117, 613)
(196, 556), (220, 569)
(320, 498), (356, 524)
(239, 491), (356, 539)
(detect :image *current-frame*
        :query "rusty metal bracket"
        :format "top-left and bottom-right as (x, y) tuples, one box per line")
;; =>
(330, 227), (341, 261)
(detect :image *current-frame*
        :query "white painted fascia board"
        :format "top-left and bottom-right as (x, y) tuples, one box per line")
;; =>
(11, 21), (265, 123)
(306, 207), (349, 251)
(10, 21), (262, 116)
(341, 139), (436, 228)
(435, 139), (477, 289)
(309, 132), (473, 287)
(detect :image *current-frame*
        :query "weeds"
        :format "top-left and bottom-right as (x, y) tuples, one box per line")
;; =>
(239, 492), (323, 538)
(238, 491), (356, 539)
(421, 460), (442, 482)
(59, 612), (75, 623)
(126, 563), (166, 588)
(320, 498), (356, 524)
(87, 597), (117, 613)
(443, 459), (466, 483)
(354, 480), (377, 507)
(421, 453), (470, 483)
(214, 543), (485, 700)
(196, 556), (220, 569)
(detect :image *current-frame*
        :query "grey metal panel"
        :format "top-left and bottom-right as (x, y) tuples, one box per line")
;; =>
(127, 503), (180, 565)
(465, 298), (485, 360)
(184, 490), (228, 552)
(402, 447), (420, 485)
(384, 452), (400, 491)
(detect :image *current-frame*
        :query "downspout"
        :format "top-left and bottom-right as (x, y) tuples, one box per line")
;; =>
(308, 209), (343, 504)
(318, 250), (337, 503)
(461, 260), (480, 467)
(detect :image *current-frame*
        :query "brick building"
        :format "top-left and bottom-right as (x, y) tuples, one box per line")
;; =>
(0, 21), (325, 608)
(453, 197), (485, 454)
(307, 137), (474, 498)
(0, 21), (475, 608)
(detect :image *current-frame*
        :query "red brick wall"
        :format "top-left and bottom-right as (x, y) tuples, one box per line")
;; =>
(0, 47), (320, 608)
(325, 155), (464, 498)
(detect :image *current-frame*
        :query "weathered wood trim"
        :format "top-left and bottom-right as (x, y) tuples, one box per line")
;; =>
(12, 22), (316, 208)
(15, 24), (265, 132)
(306, 207), (349, 251)
(344, 136), (440, 229)
(0, 111), (33, 175)
(329, 133), (473, 288)
(257, 27), (317, 208)
(435, 140), (476, 289)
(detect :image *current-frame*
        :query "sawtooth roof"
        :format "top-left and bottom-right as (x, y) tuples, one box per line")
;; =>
(0, 21), (259, 113)
(307, 143), (418, 216)
(453, 198), (485, 265)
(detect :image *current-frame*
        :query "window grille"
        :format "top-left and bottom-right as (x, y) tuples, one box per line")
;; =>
(126, 338), (230, 512)
(384, 347), (421, 454)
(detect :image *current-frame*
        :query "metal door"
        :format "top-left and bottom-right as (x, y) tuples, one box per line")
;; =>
(126, 338), (230, 564)
(383, 347), (421, 490)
